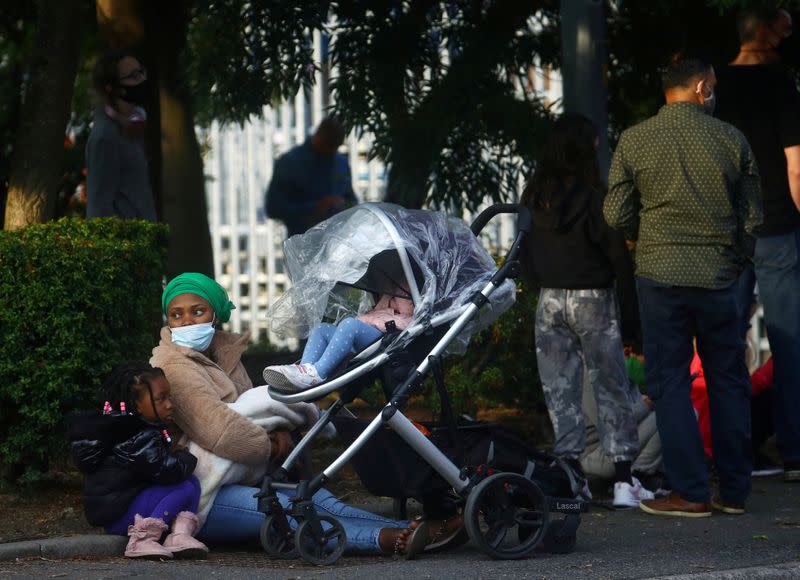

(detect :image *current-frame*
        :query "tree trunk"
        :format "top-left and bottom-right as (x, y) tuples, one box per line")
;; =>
(157, 92), (214, 277)
(3, 0), (82, 229)
(97, 0), (213, 277)
(561, 0), (610, 177)
(144, 0), (213, 277)
(96, 0), (144, 46)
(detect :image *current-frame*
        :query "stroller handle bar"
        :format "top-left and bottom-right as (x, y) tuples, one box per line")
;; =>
(470, 203), (532, 238)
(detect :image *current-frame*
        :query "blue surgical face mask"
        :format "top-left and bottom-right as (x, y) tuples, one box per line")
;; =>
(171, 320), (216, 351)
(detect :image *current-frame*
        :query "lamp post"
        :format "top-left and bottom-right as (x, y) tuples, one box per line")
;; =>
(560, 0), (610, 179)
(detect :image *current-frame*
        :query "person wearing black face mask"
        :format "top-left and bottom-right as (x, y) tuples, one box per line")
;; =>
(771, 9), (798, 65)
(85, 50), (157, 221)
(715, 7), (800, 484)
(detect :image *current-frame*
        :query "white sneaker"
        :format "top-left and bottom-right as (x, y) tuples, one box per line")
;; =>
(262, 363), (322, 392)
(613, 476), (656, 508)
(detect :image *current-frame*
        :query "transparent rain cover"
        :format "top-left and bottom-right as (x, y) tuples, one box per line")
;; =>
(267, 203), (516, 355)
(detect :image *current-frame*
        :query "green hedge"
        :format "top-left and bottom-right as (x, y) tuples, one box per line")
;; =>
(0, 218), (169, 483)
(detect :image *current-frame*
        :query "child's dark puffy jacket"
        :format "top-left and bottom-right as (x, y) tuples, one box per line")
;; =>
(65, 412), (197, 527)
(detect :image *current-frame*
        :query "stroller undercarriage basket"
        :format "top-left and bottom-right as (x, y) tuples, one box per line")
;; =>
(258, 203), (587, 564)
(332, 415), (587, 551)
(332, 417), (585, 506)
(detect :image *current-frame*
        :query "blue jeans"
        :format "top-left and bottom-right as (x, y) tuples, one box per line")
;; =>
(198, 485), (408, 554)
(636, 277), (752, 504)
(302, 320), (383, 379)
(753, 229), (800, 464)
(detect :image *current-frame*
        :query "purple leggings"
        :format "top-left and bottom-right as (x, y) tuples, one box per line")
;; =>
(105, 476), (201, 535)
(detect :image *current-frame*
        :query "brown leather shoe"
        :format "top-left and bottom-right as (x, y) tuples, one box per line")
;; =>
(711, 497), (745, 515)
(639, 492), (711, 518)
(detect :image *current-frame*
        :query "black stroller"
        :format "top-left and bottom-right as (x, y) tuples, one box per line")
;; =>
(259, 202), (586, 564)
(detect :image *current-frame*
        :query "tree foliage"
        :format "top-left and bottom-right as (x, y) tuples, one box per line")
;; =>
(186, 0), (800, 211)
(329, 1), (559, 210)
(607, 0), (738, 139)
(4, 0), (800, 224)
(187, 0), (327, 127)
(0, 218), (168, 484)
(186, 1), (560, 210)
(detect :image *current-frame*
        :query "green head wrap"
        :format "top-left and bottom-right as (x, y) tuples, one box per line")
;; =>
(162, 272), (235, 323)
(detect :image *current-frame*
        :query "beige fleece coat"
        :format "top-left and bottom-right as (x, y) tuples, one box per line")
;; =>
(150, 326), (271, 465)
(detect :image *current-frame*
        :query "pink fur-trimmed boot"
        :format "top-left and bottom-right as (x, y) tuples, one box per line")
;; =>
(124, 514), (173, 559)
(162, 511), (209, 558)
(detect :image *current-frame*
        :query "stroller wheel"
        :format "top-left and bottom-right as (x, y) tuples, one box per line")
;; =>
(295, 515), (347, 566)
(464, 472), (549, 560)
(260, 515), (298, 559)
(540, 517), (578, 554)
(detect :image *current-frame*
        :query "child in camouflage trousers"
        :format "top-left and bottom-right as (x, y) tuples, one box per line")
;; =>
(521, 114), (653, 507)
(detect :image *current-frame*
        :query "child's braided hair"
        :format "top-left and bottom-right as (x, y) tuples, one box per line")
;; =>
(102, 362), (165, 417)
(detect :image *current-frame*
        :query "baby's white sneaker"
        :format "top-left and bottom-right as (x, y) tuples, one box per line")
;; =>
(263, 363), (322, 392)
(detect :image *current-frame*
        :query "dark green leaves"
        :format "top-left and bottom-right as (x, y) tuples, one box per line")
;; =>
(187, 0), (328, 126)
(0, 218), (168, 484)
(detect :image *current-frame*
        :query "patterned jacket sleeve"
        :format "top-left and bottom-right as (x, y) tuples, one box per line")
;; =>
(605, 131), (641, 240)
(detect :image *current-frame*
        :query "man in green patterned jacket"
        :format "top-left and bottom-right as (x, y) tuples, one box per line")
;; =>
(605, 53), (763, 518)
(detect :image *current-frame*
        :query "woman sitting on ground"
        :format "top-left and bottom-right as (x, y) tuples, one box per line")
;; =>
(149, 272), (462, 557)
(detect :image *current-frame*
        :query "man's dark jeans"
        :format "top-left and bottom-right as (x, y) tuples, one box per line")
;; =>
(753, 228), (800, 465)
(637, 277), (752, 504)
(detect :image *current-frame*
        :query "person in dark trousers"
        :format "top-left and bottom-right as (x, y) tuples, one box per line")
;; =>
(606, 53), (763, 517)
(265, 117), (358, 236)
(691, 354), (781, 476)
(66, 363), (208, 559)
(715, 6), (800, 483)
(521, 114), (648, 507)
(86, 50), (157, 221)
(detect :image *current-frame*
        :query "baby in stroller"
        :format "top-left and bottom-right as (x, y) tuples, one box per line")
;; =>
(263, 289), (414, 392)
(255, 204), (588, 565)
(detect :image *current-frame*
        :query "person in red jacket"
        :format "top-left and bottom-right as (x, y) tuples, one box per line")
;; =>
(691, 354), (779, 476)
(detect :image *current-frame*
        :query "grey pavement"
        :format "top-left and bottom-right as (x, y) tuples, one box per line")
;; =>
(0, 476), (798, 579)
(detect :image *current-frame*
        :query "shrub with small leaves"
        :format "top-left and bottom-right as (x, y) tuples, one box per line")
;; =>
(0, 218), (169, 484)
